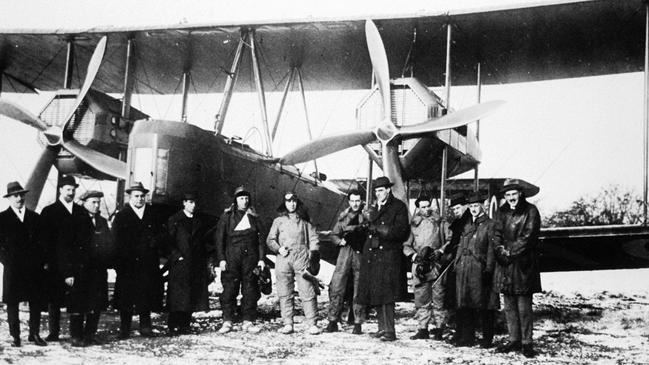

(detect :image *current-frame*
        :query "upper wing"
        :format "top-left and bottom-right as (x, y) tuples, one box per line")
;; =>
(0, 0), (643, 94)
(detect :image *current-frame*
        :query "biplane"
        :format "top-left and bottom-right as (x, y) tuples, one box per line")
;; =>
(0, 0), (648, 272)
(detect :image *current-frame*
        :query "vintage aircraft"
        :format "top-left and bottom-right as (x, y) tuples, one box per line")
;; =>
(1, 0), (649, 274)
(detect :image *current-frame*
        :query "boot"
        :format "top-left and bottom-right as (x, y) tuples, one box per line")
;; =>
(522, 343), (536, 358)
(46, 305), (61, 341)
(496, 341), (521, 353)
(410, 328), (429, 340)
(84, 313), (101, 346)
(139, 312), (154, 337)
(69, 314), (85, 347)
(380, 332), (397, 342)
(325, 321), (338, 333)
(28, 334), (47, 346)
(430, 328), (444, 341)
(352, 324), (362, 335)
(11, 336), (21, 347)
(370, 330), (385, 338)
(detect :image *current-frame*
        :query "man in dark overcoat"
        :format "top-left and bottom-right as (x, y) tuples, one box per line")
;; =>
(40, 174), (84, 341)
(494, 178), (542, 358)
(112, 181), (166, 339)
(454, 193), (501, 348)
(215, 186), (266, 334)
(60, 190), (113, 346)
(166, 192), (214, 335)
(357, 176), (410, 342)
(0, 182), (47, 347)
(446, 193), (470, 343)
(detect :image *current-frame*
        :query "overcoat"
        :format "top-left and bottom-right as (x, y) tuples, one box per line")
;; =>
(166, 210), (214, 312)
(494, 199), (542, 295)
(40, 200), (86, 306)
(59, 213), (112, 313)
(112, 204), (166, 313)
(0, 207), (46, 306)
(357, 194), (410, 305)
(455, 214), (501, 310)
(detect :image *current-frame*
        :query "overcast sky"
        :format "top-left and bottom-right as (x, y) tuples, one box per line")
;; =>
(0, 0), (643, 217)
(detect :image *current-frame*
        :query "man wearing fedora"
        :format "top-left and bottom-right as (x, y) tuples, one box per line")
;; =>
(494, 178), (542, 358)
(215, 186), (267, 334)
(166, 192), (215, 335)
(403, 195), (451, 341)
(113, 181), (166, 339)
(61, 190), (113, 346)
(40, 174), (84, 342)
(0, 182), (47, 347)
(454, 192), (501, 348)
(357, 176), (410, 342)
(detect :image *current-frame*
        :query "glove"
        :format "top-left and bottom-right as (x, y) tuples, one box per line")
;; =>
(308, 250), (321, 275)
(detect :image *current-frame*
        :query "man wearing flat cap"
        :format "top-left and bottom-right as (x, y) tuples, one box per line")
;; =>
(112, 181), (166, 339)
(494, 178), (541, 358)
(0, 182), (47, 347)
(357, 176), (410, 342)
(454, 192), (501, 348)
(166, 192), (215, 335)
(40, 174), (84, 342)
(61, 190), (113, 346)
(215, 186), (266, 334)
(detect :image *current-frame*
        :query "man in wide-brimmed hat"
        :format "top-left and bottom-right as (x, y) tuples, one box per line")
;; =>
(166, 192), (215, 336)
(357, 176), (410, 342)
(0, 182), (47, 347)
(494, 178), (541, 358)
(215, 186), (266, 334)
(40, 174), (83, 342)
(112, 181), (166, 339)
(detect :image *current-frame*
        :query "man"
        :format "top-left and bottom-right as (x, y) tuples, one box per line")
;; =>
(403, 195), (451, 341)
(267, 192), (321, 335)
(61, 190), (113, 346)
(40, 174), (84, 341)
(112, 181), (166, 339)
(325, 189), (367, 335)
(0, 182), (47, 347)
(357, 177), (410, 342)
(166, 192), (214, 335)
(215, 186), (266, 333)
(454, 193), (501, 348)
(494, 178), (542, 358)
(446, 193), (470, 343)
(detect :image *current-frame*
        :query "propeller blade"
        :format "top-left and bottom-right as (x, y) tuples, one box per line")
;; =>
(365, 20), (391, 121)
(0, 99), (48, 131)
(279, 129), (376, 165)
(24, 146), (59, 210)
(381, 141), (407, 204)
(62, 36), (107, 132)
(62, 140), (127, 180)
(396, 100), (505, 138)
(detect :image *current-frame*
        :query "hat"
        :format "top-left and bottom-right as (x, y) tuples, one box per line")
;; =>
(284, 192), (297, 201)
(500, 178), (540, 197)
(373, 176), (393, 189)
(79, 190), (104, 201)
(58, 175), (78, 188)
(234, 186), (250, 198)
(182, 192), (198, 201)
(125, 181), (150, 194)
(466, 192), (485, 204)
(449, 193), (467, 207)
(415, 195), (431, 208)
(3, 181), (28, 198)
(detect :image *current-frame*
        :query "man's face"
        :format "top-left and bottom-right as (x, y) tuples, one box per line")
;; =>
(374, 187), (390, 203)
(7, 193), (25, 210)
(505, 190), (521, 207)
(183, 199), (197, 214)
(468, 202), (484, 218)
(130, 191), (146, 208)
(59, 185), (76, 203)
(236, 195), (249, 210)
(451, 204), (467, 218)
(417, 200), (432, 217)
(285, 199), (297, 213)
(348, 194), (362, 212)
(83, 197), (101, 215)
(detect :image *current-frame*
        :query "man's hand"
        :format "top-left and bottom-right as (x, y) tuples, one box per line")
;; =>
(258, 260), (265, 269)
(433, 249), (444, 261)
(178, 256), (184, 262)
(279, 246), (290, 257)
(411, 253), (418, 263)
(65, 277), (74, 287)
(219, 260), (227, 272)
(339, 238), (347, 247)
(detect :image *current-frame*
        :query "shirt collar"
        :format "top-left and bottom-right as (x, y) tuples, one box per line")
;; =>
(183, 210), (193, 218)
(129, 202), (146, 218)
(10, 206), (25, 220)
(59, 197), (74, 214)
